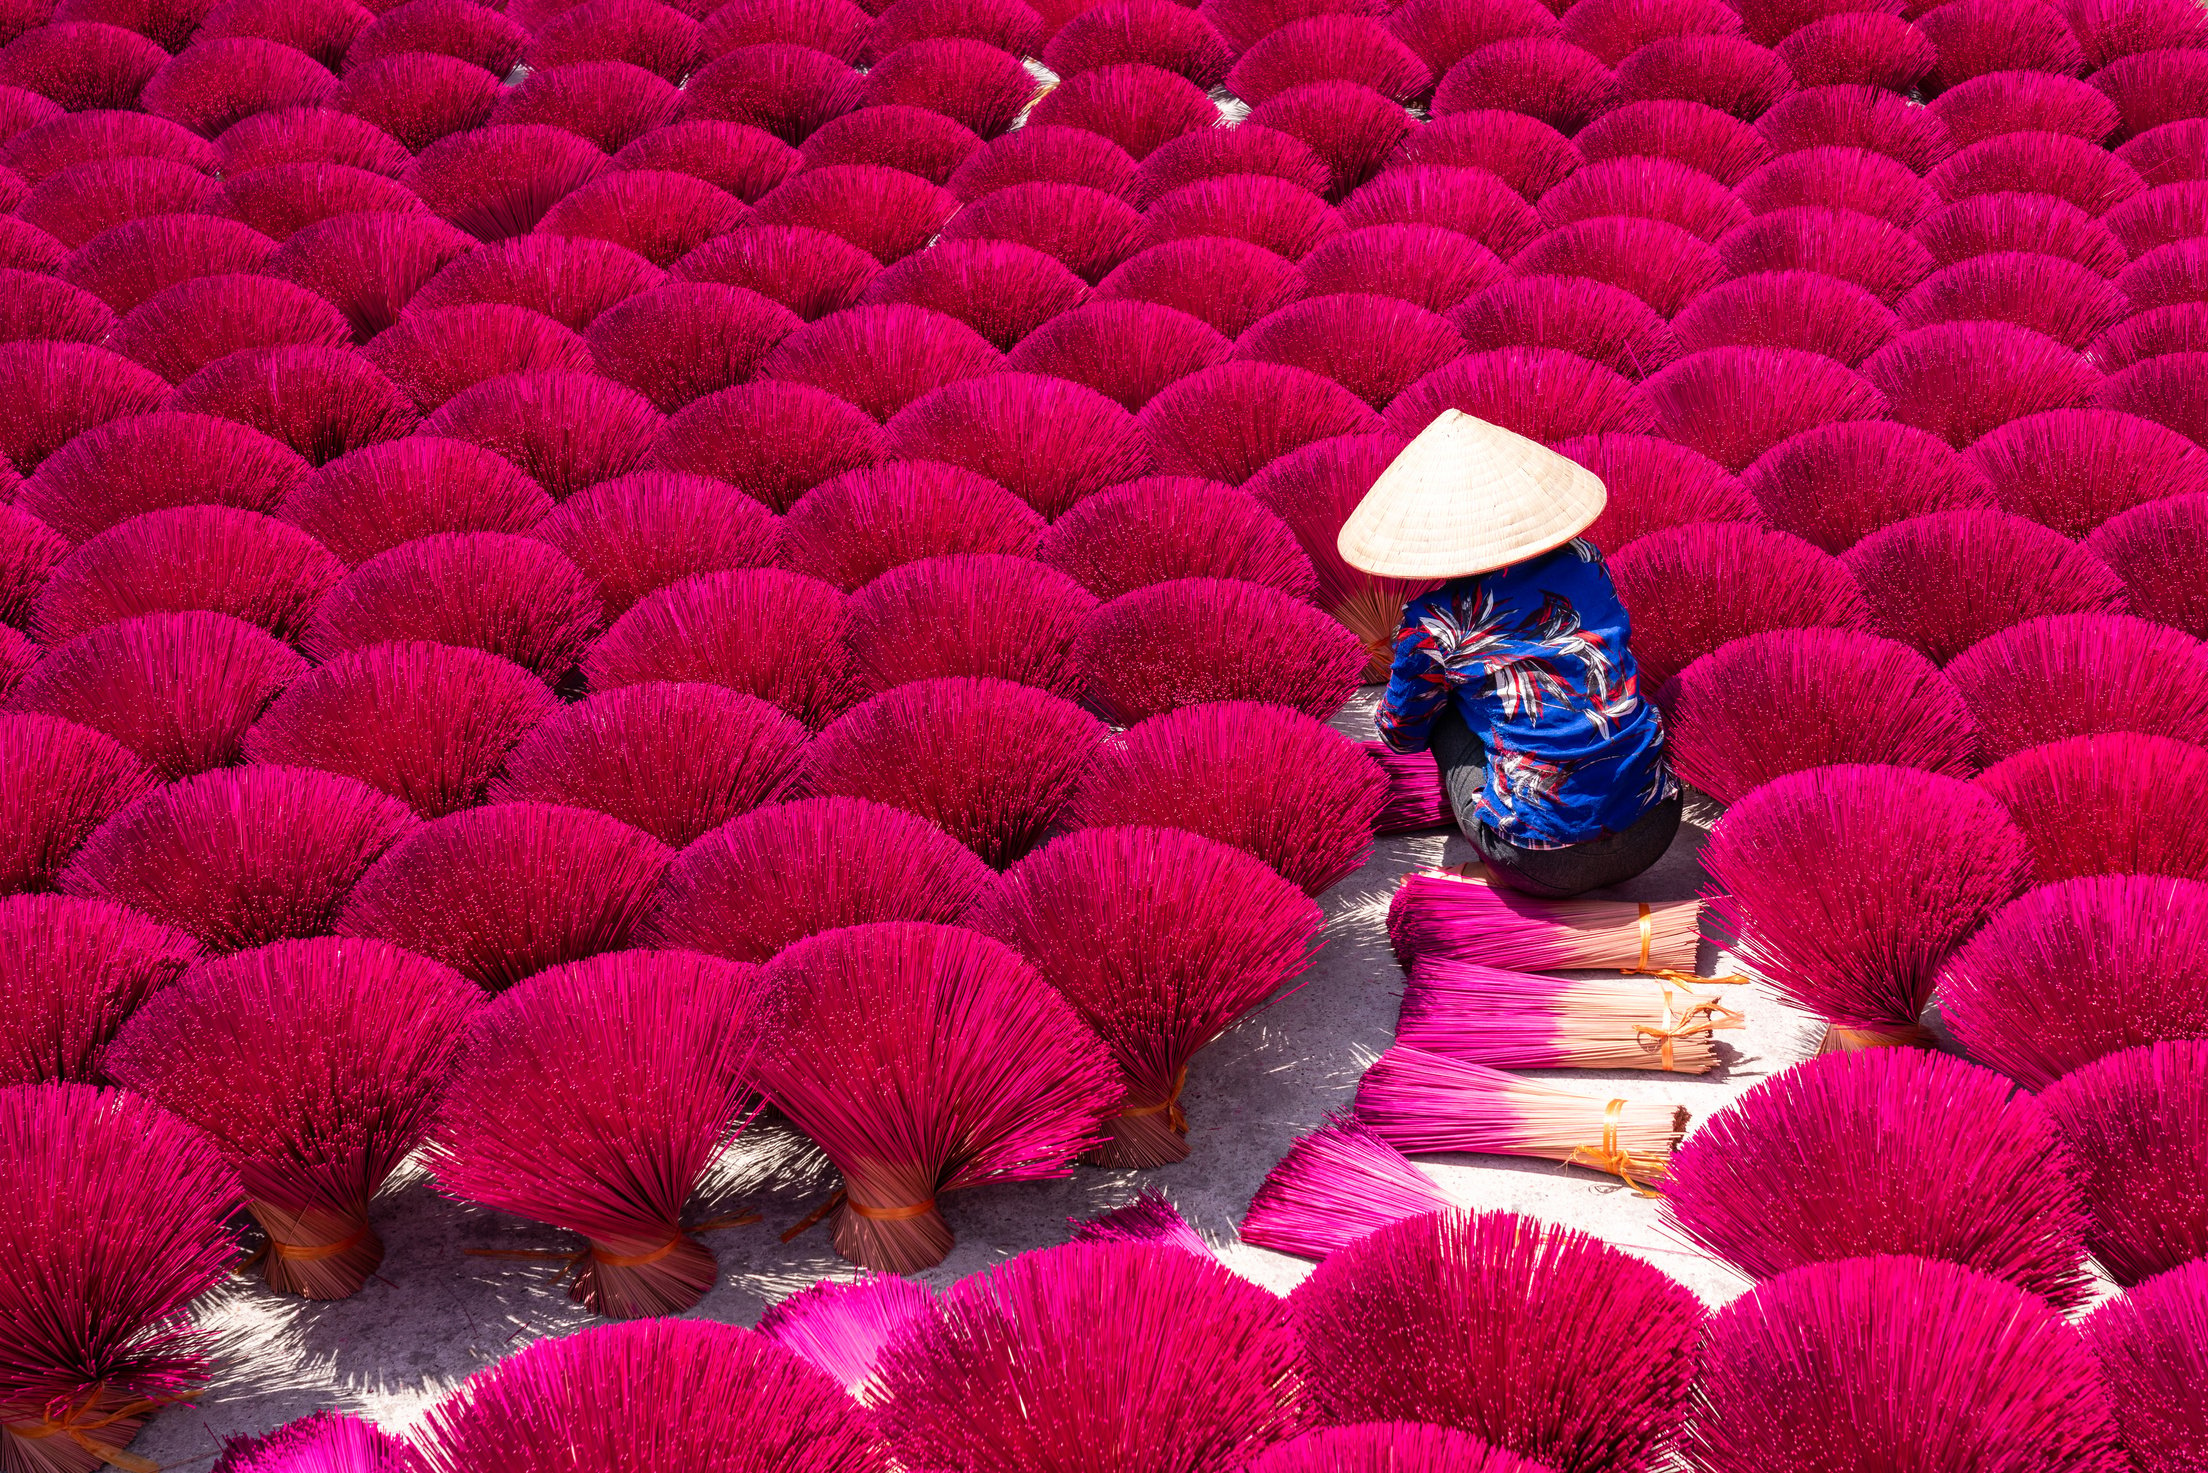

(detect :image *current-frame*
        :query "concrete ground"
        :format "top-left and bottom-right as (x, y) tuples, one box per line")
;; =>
(135, 691), (1823, 1468)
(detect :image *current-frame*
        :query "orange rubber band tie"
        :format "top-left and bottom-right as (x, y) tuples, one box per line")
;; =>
(1119, 1066), (1190, 1133)
(466, 1213), (759, 1276)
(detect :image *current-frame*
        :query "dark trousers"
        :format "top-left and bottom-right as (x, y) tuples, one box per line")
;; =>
(1430, 708), (1682, 899)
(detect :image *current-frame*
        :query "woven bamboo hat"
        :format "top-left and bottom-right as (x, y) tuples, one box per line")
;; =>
(1337, 410), (1607, 579)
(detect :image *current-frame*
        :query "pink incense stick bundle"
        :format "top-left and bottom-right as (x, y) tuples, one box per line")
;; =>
(1240, 1113), (1451, 1261)
(1946, 613), (2208, 766)
(1716, 205), (1933, 305)
(884, 372), (1151, 520)
(1245, 432), (1432, 679)
(1641, 345), (1889, 473)
(109, 273), (352, 384)
(1387, 346), (1656, 447)
(1969, 407), (2208, 539)
(210, 1410), (407, 1473)
(400, 125), (609, 243)
(1076, 576), (1366, 726)
(417, 371), (662, 505)
(1574, 98), (1766, 185)
(1139, 360), (1381, 487)
(1452, 276), (1681, 384)
(337, 803), (670, 991)
(59, 766), (415, 954)
(757, 922), (1117, 1271)
(274, 439), (550, 569)
(488, 683), (808, 848)
(969, 825), (1323, 1165)
(1914, 191), (2128, 281)
(1606, 521), (1872, 690)
(1900, 250), (2132, 352)
(1251, 1424), (1561, 1473)
(242, 643), (555, 820)
(0, 1083), (242, 1473)
(1667, 269), (1897, 366)
(946, 124), (1138, 203)
(805, 677), (1102, 869)
(1234, 291), (1468, 412)
(671, 224), (879, 322)
(1759, 84), (1955, 174)
(642, 796), (994, 963)
(746, 163), (960, 261)
(2092, 300), (2208, 373)
(1092, 235), (1307, 338)
(2083, 1260), (2208, 1473)
(872, 1240), (1307, 1470)
(1703, 764), (2029, 1049)
(406, 236), (664, 337)
(1070, 700), (1384, 894)
(2039, 1039), (2208, 1286)
(1126, 124), (1325, 209)
(1535, 155), (1747, 243)
(1557, 432), (1758, 549)
(1240, 82), (1410, 189)
(1387, 869), (1701, 973)
(757, 304), (1005, 423)
(410, 1319), (888, 1473)
(0, 713), (157, 896)
(1938, 875), (2208, 1091)
(301, 532), (602, 682)
(1023, 63), (1216, 162)
(325, 55), (498, 157)
(9, 610), (307, 780)
(1004, 288), (1230, 414)
(1399, 955), (1741, 1072)
(529, 471), (781, 619)
(797, 103), (981, 183)
(860, 239), (1092, 354)
(781, 460), (1041, 592)
(1665, 1048), (2094, 1305)
(585, 282), (799, 414)
(1355, 1047), (1688, 1184)
(1288, 1208), (1702, 1473)
(1976, 732), (2208, 885)
(209, 1411), (407, 1473)
(844, 554), (1095, 699)
(586, 567), (858, 727)
(104, 937), (482, 1300)
(428, 949), (769, 1317)
(1298, 225), (1505, 316)
(20, 404), (306, 547)
(1685, 1256), (2127, 1473)
(2066, 490), (2208, 640)
(936, 180), (1145, 285)
(1037, 477), (1316, 604)
(755, 1274), (936, 1406)
(1657, 628), (1979, 805)
(1842, 510), (2128, 666)
(31, 506), (344, 649)
(165, 346), (419, 470)
(1365, 741), (1451, 832)
(0, 894), (197, 1087)
(1068, 1189), (1212, 1256)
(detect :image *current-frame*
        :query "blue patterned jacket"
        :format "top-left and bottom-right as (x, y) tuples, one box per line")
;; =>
(1374, 539), (1675, 849)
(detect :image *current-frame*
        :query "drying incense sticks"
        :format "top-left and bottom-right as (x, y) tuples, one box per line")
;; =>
(1355, 1046), (1689, 1187)
(1388, 866), (1702, 973)
(1398, 956), (1743, 1073)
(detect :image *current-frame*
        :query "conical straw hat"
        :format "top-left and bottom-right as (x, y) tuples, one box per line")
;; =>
(1337, 410), (1607, 579)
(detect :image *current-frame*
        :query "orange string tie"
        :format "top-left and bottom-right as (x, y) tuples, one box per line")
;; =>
(1119, 1066), (1191, 1133)
(6, 1392), (171, 1473)
(1635, 981), (1746, 1071)
(1617, 903), (1655, 974)
(1566, 1099), (1663, 1198)
(846, 1198), (938, 1222)
(468, 1211), (763, 1272)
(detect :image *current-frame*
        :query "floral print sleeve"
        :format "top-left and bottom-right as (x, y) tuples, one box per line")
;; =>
(1372, 540), (1675, 848)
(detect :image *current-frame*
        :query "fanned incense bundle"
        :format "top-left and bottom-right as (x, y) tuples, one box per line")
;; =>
(1663, 1048), (2096, 1307)
(1068, 1190), (1212, 1256)
(1387, 869), (1701, 974)
(2083, 1260), (2208, 1473)
(755, 1274), (934, 1405)
(0, 713), (158, 896)
(1288, 1208), (1703, 1473)
(1355, 1048), (1688, 1185)
(0, 1084), (241, 1473)
(429, 950), (771, 1318)
(409, 1319), (888, 1473)
(969, 826), (1323, 1165)
(2039, 1040), (2208, 1286)
(756, 922), (1117, 1271)
(104, 938), (482, 1299)
(1702, 764), (2029, 1050)
(0, 895), (197, 1087)
(1399, 956), (1740, 1072)
(1685, 1256), (2126, 1473)
(871, 1241), (1307, 1472)
(1240, 1113), (1451, 1261)
(210, 1411), (407, 1473)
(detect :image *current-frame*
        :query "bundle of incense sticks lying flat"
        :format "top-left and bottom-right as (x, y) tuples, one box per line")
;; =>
(1397, 956), (1744, 1073)
(1388, 867), (1702, 974)
(1355, 1047), (1689, 1188)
